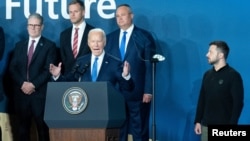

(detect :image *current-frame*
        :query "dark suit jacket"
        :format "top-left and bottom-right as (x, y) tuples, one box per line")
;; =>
(105, 26), (156, 101)
(0, 26), (5, 102)
(57, 53), (134, 92)
(9, 36), (58, 99)
(60, 23), (94, 74)
(0, 27), (4, 60)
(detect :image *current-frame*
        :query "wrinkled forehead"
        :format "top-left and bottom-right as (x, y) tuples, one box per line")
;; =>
(88, 32), (105, 41)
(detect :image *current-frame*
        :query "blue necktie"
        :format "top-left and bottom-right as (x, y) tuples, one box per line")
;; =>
(120, 31), (127, 60)
(91, 57), (98, 81)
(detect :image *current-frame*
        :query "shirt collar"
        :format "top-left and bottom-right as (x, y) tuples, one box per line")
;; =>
(120, 24), (134, 34)
(73, 21), (86, 30)
(29, 36), (41, 44)
(91, 51), (105, 60)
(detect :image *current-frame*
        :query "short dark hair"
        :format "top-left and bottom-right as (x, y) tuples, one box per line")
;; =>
(68, 0), (85, 10)
(209, 40), (230, 59)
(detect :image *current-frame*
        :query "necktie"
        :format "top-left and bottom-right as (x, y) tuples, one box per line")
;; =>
(73, 28), (79, 58)
(28, 40), (35, 67)
(27, 40), (35, 80)
(91, 57), (98, 82)
(120, 31), (127, 61)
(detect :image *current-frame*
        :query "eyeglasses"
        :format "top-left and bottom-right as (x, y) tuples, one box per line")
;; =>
(28, 24), (41, 28)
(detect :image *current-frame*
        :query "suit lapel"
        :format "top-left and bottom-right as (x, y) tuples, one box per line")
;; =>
(125, 28), (141, 61)
(23, 40), (29, 65)
(31, 37), (43, 64)
(124, 29), (137, 61)
(78, 27), (87, 56)
(96, 54), (110, 81)
(113, 31), (122, 60)
(66, 28), (74, 58)
(80, 55), (92, 81)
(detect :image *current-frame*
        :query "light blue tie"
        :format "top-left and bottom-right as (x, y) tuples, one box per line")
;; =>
(120, 31), (127, 61)
(91, 57), (98, 81)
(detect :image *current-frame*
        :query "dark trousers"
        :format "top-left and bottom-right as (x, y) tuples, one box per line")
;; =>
(14, 94), (49, 141)
(119, 101), (151, 141)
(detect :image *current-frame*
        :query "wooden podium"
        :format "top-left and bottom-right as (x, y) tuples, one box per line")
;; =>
(49, 128), (119, 141)
(44, 82), (126, 141)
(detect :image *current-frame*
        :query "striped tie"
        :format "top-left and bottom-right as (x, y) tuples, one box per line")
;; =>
(73, 28), (79, 58)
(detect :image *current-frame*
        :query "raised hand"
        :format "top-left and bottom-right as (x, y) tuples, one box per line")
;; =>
(122, 61), (130, 77)
(49, 62), (62, 77)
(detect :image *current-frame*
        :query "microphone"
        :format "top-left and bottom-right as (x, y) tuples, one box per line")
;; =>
(71, 64), (80, 74)
(151, 54), (165, 62)
(76, 62), (90, 82)
(150, 31), (166, 63)
(131, 32), (151, 62)
(132, 31), (165, 63)
(71, 63), (81, 81)
(78, 62), (90, 75)
(131, 30), (165, 141)
(106, 53), (122, 62)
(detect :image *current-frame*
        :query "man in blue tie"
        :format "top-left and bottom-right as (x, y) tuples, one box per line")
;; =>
(119, 31), (127, 61)
(91, 57), (98, 82)
(50, 28), (134, 93)
(105, 4), (156, 141)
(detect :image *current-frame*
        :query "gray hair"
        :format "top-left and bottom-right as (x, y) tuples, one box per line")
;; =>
(28, 13), (44, 25)
(88, 28), (106, 42)
(116, 4), (133, 14)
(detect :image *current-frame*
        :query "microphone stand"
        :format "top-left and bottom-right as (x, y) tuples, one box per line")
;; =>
(152, 59), (156, 141)
(151, 54), (165, 141)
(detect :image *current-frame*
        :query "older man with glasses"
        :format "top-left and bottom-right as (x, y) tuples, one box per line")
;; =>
(8, 13), (59, 141)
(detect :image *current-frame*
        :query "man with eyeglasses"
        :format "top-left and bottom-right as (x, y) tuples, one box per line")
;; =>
(9, 13), (59, 141)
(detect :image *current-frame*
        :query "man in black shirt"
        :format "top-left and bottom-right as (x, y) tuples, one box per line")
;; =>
(194, 40), (244, 141)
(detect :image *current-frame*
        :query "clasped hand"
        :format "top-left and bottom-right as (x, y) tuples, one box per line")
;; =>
(21, 81), (35, 95)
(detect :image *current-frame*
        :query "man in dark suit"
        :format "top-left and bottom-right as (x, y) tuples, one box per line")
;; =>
(0, 26), (5, 101)
(60, 0), (94, 74)
(105, 4), (156, 141)
(9, 13), (58, 141)
(0, 27), (4, 61)
(0, 26), (13, 141)
(50, 28), (134, 92)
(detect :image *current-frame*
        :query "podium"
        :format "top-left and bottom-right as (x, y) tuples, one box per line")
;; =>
(44, 82), (126, 141)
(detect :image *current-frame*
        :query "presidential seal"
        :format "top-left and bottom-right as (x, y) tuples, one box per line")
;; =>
(62, 87), (88, 114)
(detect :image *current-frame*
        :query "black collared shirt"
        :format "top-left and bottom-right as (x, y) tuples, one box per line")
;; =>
(194, 64), (244, 125)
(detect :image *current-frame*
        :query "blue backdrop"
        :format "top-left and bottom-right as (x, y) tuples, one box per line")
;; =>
(1, 0), (250, 141)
